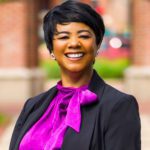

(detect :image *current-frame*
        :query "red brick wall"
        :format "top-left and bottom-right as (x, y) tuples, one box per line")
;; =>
(0, 1), (28, 68)
(25, 0), (39, 68)
(0, 1), (39, 68)
(132, 0), (150, 66)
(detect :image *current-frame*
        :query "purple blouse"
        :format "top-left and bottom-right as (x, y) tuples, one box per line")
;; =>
(19, 82), (98, 150)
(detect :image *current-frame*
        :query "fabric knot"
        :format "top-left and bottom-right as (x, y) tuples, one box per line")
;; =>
(58, 99), (69, 115)
(57, 82), (98, 133)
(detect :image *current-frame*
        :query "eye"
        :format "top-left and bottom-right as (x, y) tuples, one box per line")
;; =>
(58, 36), (69, 40)
(79, 35), (91, 39)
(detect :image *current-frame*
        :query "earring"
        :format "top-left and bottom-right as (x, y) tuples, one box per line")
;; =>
(96, 49), (101, 56)
(96, 51), (99, 56)
(50, 53), (56, 60)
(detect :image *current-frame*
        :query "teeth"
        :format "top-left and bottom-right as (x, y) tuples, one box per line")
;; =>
(66, 53), (83, 58)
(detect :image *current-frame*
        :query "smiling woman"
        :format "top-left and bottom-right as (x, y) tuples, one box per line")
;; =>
(9, 1), (141, 150)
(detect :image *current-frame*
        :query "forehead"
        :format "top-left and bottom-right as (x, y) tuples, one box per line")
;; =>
(55, 22), (94, 33)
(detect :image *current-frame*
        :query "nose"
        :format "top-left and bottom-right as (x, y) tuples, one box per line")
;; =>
(68, 37), (81, 49)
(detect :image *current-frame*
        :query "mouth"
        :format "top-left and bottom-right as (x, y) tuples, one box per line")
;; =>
(65, 53), (84, 59)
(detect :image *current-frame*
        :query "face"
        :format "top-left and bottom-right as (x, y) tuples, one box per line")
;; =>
(52, 22), (99, 74)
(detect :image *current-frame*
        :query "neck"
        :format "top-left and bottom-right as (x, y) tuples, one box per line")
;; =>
(60, 69), (93, 88)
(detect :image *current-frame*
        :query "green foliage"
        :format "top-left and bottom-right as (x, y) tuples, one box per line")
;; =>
(39, 59), (61, 79)
(0, 0), (7, 2)
(39, 57), (130, 79)
(0, 114), (6, 124)
(94, 58), (130, 78)
(0, 0), (16, 2)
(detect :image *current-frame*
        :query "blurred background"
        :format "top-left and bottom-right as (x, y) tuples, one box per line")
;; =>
(0, 0), (150, 149)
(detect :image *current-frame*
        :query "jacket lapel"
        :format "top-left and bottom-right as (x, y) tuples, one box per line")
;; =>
(14, 87), (58, 150)
(62, 70), (106, 150)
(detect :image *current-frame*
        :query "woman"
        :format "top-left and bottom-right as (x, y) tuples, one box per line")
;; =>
(9, 1), (141, 150)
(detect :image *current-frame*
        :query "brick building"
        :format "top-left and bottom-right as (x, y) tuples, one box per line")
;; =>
(0, 0), (150, 110)
(124, 0), (150, 101)
(0, 0), (45, 110)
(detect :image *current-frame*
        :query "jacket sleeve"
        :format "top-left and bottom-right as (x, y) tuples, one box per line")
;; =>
(104, 95), (141, 150)
(9, 99), (31, 150)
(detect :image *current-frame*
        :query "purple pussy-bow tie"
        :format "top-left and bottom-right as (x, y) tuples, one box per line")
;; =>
(19, 82), (98, 150)
(57, 82), (98, 132)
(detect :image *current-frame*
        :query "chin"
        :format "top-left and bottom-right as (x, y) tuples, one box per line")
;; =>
(65, 65), (93, 74)
(66, 67), (83, 73)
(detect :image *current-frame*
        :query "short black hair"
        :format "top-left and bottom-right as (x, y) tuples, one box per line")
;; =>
(43, 0), (105, 53)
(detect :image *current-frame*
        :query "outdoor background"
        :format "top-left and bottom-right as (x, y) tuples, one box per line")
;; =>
(0, 0), (150, 149)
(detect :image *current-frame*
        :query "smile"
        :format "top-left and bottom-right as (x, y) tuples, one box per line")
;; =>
(65, 53), (84, 58)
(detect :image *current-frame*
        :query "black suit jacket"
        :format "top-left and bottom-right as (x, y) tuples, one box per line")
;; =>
(9, 71), (141, 150)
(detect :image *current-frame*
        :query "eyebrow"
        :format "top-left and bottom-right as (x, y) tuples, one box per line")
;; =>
(77, 30), (92, 34)
(55, 30), (92, 35)
(55, 31), (69, 35)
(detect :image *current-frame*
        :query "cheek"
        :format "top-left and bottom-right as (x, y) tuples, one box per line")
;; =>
(86, 42), (98, 55)
(53, 40), (66, 51)
(53, 43), (61, 51)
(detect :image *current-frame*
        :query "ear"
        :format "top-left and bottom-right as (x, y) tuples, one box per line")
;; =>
(95, 44), (101, 56)
(50, 52), (56, 60)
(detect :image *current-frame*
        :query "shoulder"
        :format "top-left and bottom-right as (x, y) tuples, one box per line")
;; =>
(26, 86), (57, 106)
(91, 71), (138, 114)
(91, 71), (136, 106)
(14, 86), (57, 126)
(23, 86), (57, 112)
(101, 83), (137, 106)
(97, 83), (139, 126)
